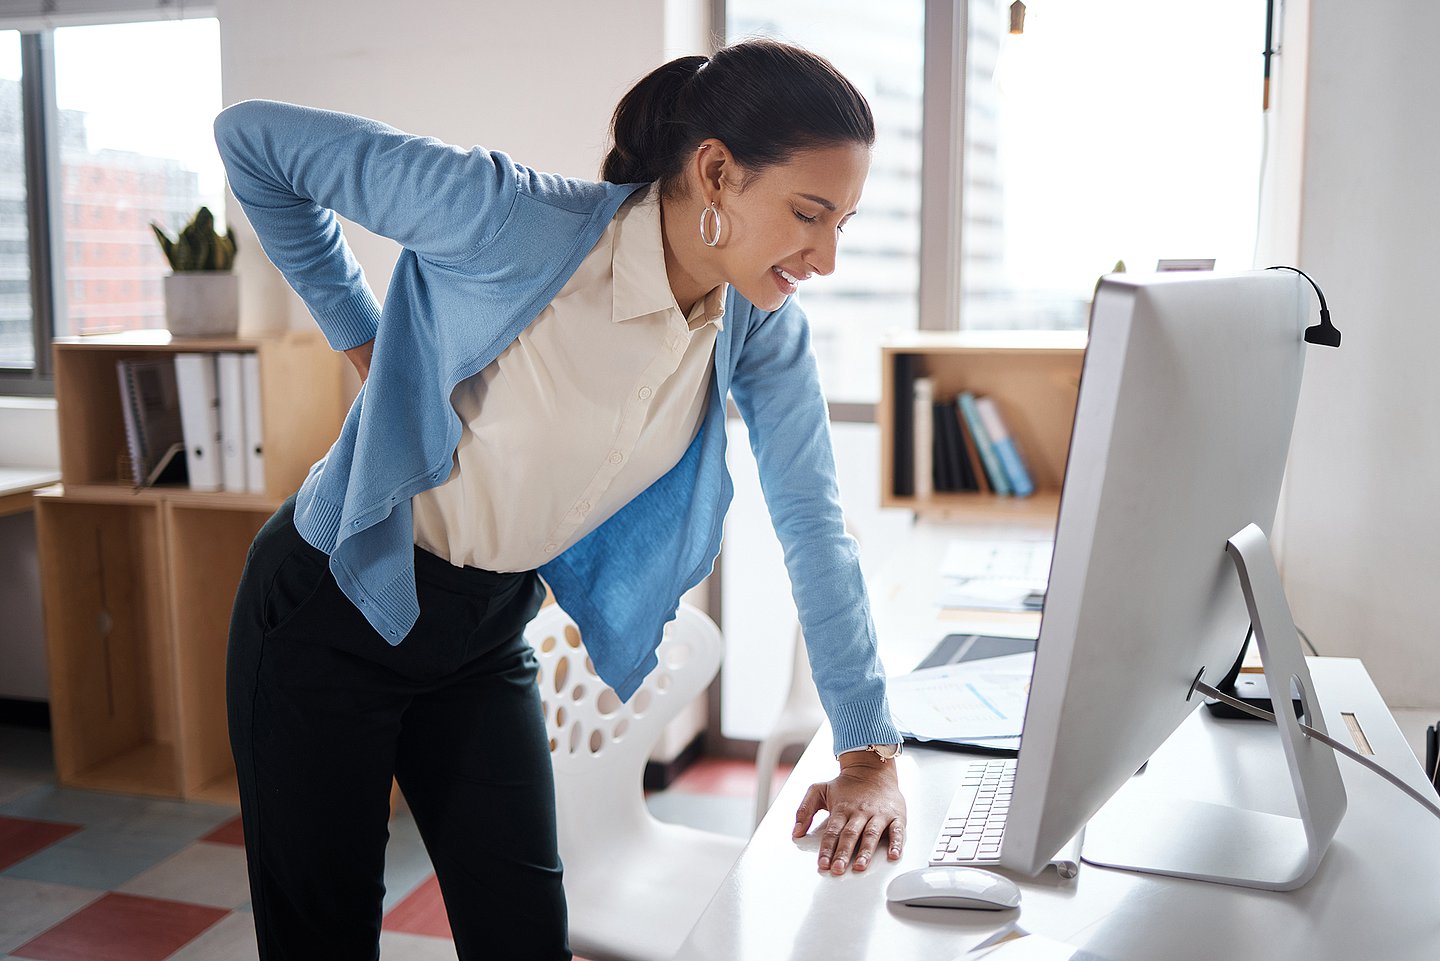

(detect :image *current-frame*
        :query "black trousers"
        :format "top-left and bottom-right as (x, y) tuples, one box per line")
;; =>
(227, 495), (568, 960)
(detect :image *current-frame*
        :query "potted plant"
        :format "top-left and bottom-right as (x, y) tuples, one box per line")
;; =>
(151, 206), (240, 337)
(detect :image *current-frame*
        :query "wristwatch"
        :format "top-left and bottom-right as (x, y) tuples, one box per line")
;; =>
(842, 743), (903, 761)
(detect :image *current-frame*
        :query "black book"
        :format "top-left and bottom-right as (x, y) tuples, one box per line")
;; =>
(893, 354), (917, 496)
(932, 401), (956, 491)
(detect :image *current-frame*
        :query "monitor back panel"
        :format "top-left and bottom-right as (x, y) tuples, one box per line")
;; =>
(1002, 270), (1308, 875)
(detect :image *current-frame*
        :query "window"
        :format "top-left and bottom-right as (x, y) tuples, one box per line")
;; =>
(52, 18), (223, 338)
(960, 0), (1265, 330)
(727, 0), (925, 406)
(0, 13), (222, 392)
(716, 0), (1266, 745)
(0, 31), (31, 370)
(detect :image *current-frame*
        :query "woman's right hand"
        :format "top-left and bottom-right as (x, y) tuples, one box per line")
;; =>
(345, 340), (374, 382)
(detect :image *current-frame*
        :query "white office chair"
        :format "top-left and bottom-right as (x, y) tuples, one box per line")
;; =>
(527, 601), (745, 961)
(752, 622), (825, 827)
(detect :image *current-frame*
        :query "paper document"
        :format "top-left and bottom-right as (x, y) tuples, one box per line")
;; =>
(939, 539), (1052, 612)
(888, 653), (1033, 742)
(961, 924), (1119, 961)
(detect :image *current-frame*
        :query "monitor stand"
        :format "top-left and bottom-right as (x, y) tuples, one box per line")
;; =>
(1080, 523), (1348, 891)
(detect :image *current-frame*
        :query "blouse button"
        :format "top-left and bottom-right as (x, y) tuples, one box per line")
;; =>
(608, 450), (623, 465)
(544, 542), (558, 553)
(638, 386), (653, 401)
(577, 501), (591, 514)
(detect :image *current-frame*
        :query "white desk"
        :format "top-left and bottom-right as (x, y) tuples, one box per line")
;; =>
(0, 467), (60, 517)
(678, 521), (1440, 961)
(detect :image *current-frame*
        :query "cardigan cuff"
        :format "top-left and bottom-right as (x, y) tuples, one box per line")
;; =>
(828, 694), (902, 756)
(313, 292), (382, 352)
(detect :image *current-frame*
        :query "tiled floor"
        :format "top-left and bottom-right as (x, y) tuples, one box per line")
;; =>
(0, 725), (786, 961)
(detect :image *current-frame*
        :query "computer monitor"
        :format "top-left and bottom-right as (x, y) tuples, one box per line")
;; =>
(998, 270), (1347, 891)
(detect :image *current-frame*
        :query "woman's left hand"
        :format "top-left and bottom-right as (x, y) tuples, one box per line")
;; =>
(793, 751), (907, 875)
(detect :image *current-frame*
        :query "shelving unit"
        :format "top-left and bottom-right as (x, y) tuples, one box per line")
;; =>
(35, 329), (344, 801)
(879, 330), (1087, 521)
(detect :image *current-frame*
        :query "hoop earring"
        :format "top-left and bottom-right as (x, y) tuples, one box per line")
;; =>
(699, 203), (723, 247)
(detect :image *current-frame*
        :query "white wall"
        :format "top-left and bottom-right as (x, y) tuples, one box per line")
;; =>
(215, 0), (686, 342)
(1278, 0), (1440, 708)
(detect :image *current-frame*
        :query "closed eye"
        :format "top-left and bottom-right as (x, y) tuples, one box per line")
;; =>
(795, 209), (850, 234)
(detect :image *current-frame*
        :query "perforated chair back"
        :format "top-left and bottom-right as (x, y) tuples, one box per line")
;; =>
(527, 601), (725, 837)
(524, 601), (741, 961)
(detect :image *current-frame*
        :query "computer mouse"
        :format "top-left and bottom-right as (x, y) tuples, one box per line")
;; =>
(885, 866), (1021, 910)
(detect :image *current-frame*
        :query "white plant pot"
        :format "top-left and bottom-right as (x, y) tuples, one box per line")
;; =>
(164, 272), (240, 338)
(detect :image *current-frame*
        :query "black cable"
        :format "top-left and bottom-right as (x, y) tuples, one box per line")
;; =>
(1267, 265), (1341, 347)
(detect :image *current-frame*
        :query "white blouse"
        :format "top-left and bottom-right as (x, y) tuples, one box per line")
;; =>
(411, 183), (725, 572)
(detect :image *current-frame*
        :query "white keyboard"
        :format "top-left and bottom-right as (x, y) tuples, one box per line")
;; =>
(928, 757), (1083, 879)
(929, 758), (1015, 868)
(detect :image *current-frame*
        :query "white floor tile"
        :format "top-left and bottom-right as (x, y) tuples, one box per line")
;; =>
(379, 929), (461, 960)
(116, 840), (252, 909)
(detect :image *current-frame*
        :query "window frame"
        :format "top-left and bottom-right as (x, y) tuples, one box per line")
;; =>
(2, 31), (57, 396)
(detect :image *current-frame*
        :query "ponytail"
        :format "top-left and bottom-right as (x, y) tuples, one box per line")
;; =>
(601, 40), (875, 195)
(602, 55), (707, 185)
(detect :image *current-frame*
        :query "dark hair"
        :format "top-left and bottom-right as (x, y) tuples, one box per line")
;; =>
(601, 39), (875, 194)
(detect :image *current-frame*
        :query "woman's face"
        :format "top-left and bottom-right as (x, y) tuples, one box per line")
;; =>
(712, 141), (871, 312)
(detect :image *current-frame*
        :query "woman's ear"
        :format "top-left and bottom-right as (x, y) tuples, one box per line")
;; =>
(692, 138), (735, 205)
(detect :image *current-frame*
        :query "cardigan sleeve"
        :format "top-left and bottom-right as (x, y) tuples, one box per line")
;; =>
(213, 99), (518, 351)
(728, 297), (902, 756)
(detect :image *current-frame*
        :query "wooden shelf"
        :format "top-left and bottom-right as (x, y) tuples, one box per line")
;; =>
(188, 770), (240, 806)
(880, 331), (1085, 518)
(68, 743), (181, 799)
(52, 329), (341, 498)
(884, 491), (1063, 523)
(38, 329), (345, 800)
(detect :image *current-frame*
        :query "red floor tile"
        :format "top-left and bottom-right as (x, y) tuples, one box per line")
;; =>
(12, 892), (228, 961)
(0, 815), (83, 871)
(382, 874), (452, 939)
(669, 758), (789, 798)
(199, 815), (246, 847)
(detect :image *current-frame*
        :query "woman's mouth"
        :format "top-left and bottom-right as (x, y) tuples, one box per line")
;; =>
(772, 266), (805, 295)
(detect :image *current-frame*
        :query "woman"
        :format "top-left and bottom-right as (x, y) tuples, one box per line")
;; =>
(221, 38), (906, 961)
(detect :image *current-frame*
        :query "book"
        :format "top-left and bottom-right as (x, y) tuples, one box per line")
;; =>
(955, 399), (991, 494)
(217, 351), (248, 492)
(957, 392), (1011, 495)
(912, 376), (934, 500)
(892, 354), (918, 496)
(932, 401), (957, 491)
(934, 399), (975, 492)
(116, 358), (188, 488)
(241, 352), (266, 494)
(975, 396), (1035, 497)
(174, 352), (223, 492)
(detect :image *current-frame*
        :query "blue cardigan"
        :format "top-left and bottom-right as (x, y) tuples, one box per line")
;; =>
(214, 100), (899, 755)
